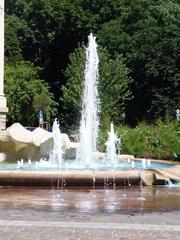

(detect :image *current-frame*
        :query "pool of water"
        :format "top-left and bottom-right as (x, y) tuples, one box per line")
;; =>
(0, 160), (173, 171)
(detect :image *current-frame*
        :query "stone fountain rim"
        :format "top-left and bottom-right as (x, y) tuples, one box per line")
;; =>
(134, 158), (179, 165)
(0, 163), (179, 187)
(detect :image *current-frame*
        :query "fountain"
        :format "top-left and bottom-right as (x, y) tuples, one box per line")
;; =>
(0, 33), (179, 187)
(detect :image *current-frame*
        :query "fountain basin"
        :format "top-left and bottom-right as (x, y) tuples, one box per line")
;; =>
(0, 159), (173, 171)
(0, 163), (179, 187)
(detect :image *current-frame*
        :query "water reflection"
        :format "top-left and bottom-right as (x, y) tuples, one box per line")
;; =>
(0, 186), (179, 214)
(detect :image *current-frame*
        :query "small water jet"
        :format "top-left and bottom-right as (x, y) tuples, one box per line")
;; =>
(147, 159), (151, 167)
(49, 119), (64, 168)
(141, 158), (146, 169)
(104, 123), (120, 169)
(28, 159), (32, 165)
(131, 161), (135, 169)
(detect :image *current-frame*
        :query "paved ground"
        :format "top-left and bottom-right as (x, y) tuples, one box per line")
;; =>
(0, 218), (180, 240)
(0, 186), (180, 239)
(1, 207), (180, 240)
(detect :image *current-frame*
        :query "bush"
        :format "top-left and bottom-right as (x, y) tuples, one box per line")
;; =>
(98, 119), (180, 161)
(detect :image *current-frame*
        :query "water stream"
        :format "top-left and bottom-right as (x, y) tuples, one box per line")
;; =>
(49, 119), (63, 168)
(76, 33), (100, 167)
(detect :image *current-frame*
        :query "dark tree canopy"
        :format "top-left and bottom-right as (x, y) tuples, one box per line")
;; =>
(97, 0), (180, 122)
(4, 0), (180, 126)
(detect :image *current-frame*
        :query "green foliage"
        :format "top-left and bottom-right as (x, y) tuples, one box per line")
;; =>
(61, 46), (85, 126)
(149, 119), (180, 160)
(5, 15), (24, 63)
(33, 92), (51, 112)
(62, 46), (133, 127)
(4, 61), (58, 126)
(98, 119), (180, 160)
(98, 0), (180, 121)
(118, 123), (150, 158)
(5, 0), (180, 124)
(99, 54), (133, 125)
(5, 0), (96, 81)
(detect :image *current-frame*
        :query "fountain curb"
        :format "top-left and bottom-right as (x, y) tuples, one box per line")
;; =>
(0, 166), (179, 187)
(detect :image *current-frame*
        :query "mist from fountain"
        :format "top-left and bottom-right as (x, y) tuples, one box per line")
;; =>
(76, 33), (100, 167)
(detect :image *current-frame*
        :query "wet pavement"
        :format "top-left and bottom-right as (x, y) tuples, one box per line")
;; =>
(0, 186), (180, 239)
(0, 185), (180, 214)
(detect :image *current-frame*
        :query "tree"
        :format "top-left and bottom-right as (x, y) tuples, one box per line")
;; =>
(62, 46), (133, 128)
(5, 0), (97, 100)
(4, 61), (58, 126)
(99, 54), (133, 126)
(5, 0), (179, 124)
(98, 0), (180, 122)
(5, 15), (24, 63)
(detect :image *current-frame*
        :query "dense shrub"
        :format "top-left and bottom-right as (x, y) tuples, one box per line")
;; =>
(98, 119), (180, 161)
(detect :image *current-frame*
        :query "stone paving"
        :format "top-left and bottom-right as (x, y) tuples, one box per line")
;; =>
(0, 220), (180, 240)
(0, 210), (180, 240)
(0, 187), (180, 240)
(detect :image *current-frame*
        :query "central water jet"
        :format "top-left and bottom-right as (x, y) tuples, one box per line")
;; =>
(76, 33), (100, 167)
